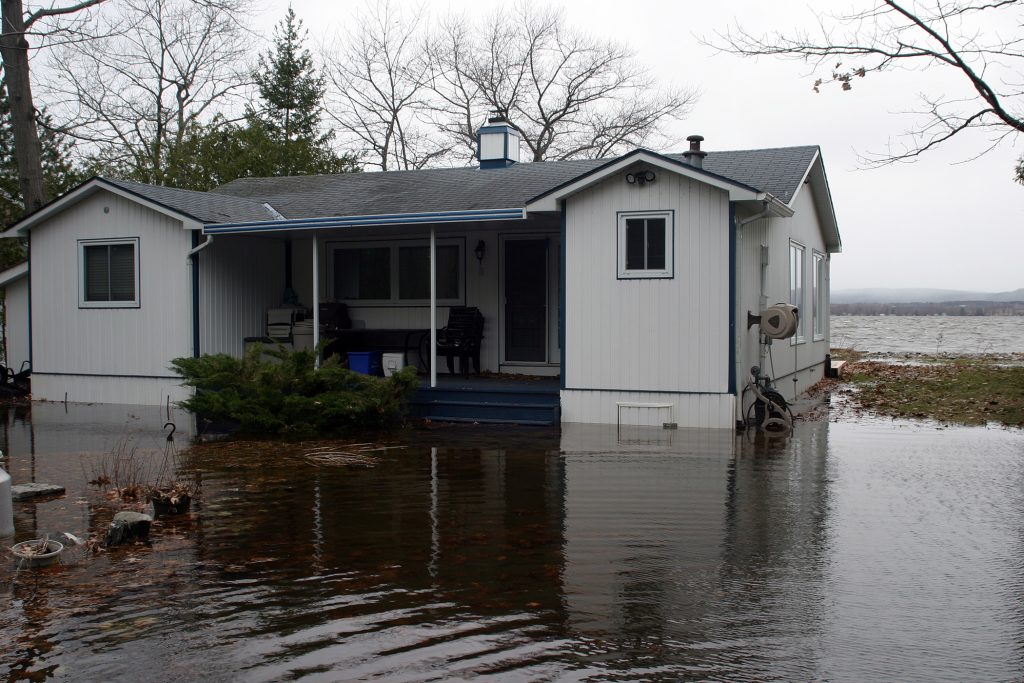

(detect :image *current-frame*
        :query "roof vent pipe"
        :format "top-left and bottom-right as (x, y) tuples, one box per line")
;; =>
(682, 134), (706, 168)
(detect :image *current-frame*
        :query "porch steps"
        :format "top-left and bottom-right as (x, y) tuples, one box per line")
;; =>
(410, 386), (560, 426)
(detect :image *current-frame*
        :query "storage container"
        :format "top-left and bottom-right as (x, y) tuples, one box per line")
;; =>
(382, 352), (406, 377)
(348, 351), (382, 376)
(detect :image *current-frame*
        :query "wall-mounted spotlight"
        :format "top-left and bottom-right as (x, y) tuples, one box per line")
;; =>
(474, 239), (486, 274)
(625, 169), (656, 186)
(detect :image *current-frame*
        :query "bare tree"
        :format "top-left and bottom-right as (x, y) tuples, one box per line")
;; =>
(0, 0), (106, 214)
(711, 0), (1024, 175)
(322, 0), (450, 171)
(42, 0), (253, 185)
(431, 4), (697, 163)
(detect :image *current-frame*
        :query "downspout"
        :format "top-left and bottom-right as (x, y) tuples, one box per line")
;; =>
(733, 201), (771, 414)
(187, 233), (213, 358)
(188, 234), (214, 257)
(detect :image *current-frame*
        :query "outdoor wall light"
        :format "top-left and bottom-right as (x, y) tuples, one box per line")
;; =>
(474, 240), (486, 265)
(625, 169), (656, 185)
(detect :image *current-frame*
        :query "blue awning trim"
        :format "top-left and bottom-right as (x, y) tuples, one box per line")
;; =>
(204, 208), (527, 234)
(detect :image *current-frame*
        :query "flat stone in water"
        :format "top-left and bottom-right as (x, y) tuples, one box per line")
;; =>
(11, 482), (65, 501)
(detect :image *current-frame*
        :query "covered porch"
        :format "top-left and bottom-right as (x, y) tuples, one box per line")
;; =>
(195, 211), (564, 421)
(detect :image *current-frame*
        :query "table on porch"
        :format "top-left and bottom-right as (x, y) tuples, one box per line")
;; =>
(324, 328), (430, 369)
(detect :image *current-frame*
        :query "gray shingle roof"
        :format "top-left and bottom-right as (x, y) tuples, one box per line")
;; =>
(687, 145), (819, 204)
(211, 159), (606, 220)
(102, 178), (277, 223)
(211, 146), (819, 220)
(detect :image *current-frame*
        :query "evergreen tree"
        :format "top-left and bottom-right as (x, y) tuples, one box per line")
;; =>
(249, 7), (338, 177)
(159, 8), (359, 190)
(0, 88), (83, 269)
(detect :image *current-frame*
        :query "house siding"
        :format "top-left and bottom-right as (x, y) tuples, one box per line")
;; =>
(561, 168), (733, 428)
(735, 184), (831, 420)
(198, 234), (286, 357)
(4, 276), (30, 372)
(29, 190), (193, 405)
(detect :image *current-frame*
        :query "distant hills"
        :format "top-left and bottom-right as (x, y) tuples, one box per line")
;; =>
(832, 288), (1024, 304)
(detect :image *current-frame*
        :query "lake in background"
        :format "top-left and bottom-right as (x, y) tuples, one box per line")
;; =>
(1, 403), (1023, 682)
(830, 314), (1024, 354)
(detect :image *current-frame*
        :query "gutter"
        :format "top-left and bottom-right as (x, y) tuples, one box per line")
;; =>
(204, 208), (527, 235)
(758, 192), (794, 218)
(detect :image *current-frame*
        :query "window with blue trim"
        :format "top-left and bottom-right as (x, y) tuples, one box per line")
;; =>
(617, 211), (673, 279)
(79, 238), (140, 308)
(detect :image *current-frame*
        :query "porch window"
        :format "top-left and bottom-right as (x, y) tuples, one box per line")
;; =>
(79, 238), (139, 308)
(790, 240), (805, 343)
(617, 210), (673, 279)
(330, 238), (464, 305)
(813, 251), (826, 340)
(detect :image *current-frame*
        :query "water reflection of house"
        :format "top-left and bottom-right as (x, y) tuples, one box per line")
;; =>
(557, 423), (831, 678)
(3, 120), (840, 428)
(188, 442), (567, 616)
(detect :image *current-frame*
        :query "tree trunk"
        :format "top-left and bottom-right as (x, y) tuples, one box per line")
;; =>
(0, 0), (47, 215)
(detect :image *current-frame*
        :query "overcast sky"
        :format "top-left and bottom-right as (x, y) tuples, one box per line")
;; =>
(269, 0), (1022, 293)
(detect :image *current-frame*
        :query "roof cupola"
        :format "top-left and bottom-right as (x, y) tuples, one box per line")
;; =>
(477, 112), (521, 169)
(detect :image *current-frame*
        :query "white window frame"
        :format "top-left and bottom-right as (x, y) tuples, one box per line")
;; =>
(617, 210), (674, 279)
(789, 240), (806, 344)
(812, 250), (826, 341)
(327, 237), (465, 306)
(78, 237), (140, 308)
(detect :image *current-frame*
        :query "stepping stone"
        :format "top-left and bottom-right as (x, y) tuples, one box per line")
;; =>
(11, 483), (65, 501)
(105, 511), (153, 546)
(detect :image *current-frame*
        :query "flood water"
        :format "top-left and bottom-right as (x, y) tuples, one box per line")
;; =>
(831, 314), (1024, 354)
(2, 403), (1023, 681)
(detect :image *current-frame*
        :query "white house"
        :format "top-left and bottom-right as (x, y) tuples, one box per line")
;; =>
(2, 121), (840, 429)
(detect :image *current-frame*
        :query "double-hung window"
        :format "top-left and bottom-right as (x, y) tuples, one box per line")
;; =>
(789, 241), (806, 343)
(79, 238), (140, 308)
(331, 239), (464, 305)
(812, 251), (826, 341)
(617, 210), (673, 279)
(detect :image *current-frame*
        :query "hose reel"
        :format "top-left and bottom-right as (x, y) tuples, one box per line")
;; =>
(747, 303), (799, 340)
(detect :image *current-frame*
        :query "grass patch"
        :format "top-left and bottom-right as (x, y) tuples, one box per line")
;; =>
(844, 357), (1024, 427)
(830, 347), (865, 362)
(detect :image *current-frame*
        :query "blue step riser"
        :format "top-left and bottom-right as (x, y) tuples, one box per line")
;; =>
(413, 390), (559, 405)
(409, 403), (559, 424)
(410, 402), (557, 420)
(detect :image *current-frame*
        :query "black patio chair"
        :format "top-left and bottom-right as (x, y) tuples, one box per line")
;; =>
(436, 307), (484, 377)
(318, 302), (352, 334)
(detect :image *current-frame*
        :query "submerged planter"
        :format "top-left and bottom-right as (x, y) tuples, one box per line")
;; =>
(150, 492), (192, 517)
(11, 539), (63, 567)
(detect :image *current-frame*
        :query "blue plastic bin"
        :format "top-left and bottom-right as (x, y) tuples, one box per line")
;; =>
(348, 351), (382, 376)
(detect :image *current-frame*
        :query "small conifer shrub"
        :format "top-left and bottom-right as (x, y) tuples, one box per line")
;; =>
(170, 344), (419, 435)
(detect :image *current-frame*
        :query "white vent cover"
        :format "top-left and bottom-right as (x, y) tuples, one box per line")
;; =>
(759, 303), (799, 340)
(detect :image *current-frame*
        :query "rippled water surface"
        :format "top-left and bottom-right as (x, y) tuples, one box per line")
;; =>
(1, 404), (1023, 681)
(831, 314), (1024, 354)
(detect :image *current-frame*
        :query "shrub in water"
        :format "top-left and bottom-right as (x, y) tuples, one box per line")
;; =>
(170, 344), (419, 435)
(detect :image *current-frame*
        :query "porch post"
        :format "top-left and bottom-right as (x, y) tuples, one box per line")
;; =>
(312, 234), (320, 368)
(430, 227), (437, 388)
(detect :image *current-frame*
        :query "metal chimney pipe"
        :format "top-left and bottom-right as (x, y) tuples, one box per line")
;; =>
(682, 134), (707, 168)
